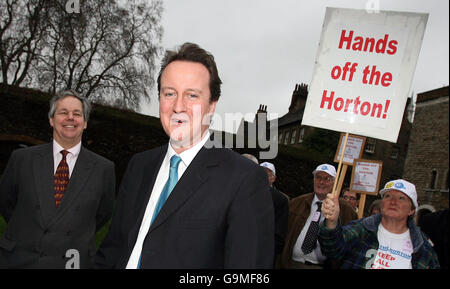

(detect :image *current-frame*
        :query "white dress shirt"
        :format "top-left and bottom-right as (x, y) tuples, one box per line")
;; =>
(53, 140), (81, 178)
(291, 194), (327, 265)
(126, 131), (211, 269)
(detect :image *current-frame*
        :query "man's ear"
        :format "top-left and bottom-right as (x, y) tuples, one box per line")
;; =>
(208, 100), (218, 114)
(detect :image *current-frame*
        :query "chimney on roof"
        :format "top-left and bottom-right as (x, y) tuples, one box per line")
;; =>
(289, 83), (308, 113)
(255, 104), (268, 124)
(257, 104), (267, 114)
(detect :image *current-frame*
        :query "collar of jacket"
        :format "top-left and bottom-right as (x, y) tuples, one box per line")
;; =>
(361, 213), (424, 253)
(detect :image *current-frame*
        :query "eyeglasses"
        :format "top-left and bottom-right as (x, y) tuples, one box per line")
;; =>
(342, 196), (357, 201)
(314, 175), (334, 182)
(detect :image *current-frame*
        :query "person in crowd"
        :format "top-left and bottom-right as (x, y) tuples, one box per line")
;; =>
(0, 90), (115, 268)
(340, 187), (359, 213)
(241, 153), (258, 164)
(95, 43), (274, 269)
(368, 199), (382, 216)
(279, 164), (357, 269)
(319, 179), (440, 269)
(260, 162), (289, 264)
(418, 208), (448, 269)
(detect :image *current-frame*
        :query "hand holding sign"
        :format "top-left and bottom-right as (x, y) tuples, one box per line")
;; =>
(322, 193), (340, 229)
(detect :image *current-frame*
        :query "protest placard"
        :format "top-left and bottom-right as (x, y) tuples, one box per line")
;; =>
(334, 133), (366, 165)
(350, 159), (383, 218)
(333, 133), (366, 197)
(350, 159), (383, 195)
(302, 7), (428, 143)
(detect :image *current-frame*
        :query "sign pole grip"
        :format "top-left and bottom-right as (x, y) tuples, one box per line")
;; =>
(358, 194), (367, 219)
(336, 164), (348, 198)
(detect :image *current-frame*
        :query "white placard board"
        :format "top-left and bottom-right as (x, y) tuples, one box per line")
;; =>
(334, 133), (366, 165)
(302, 7), (428, 143)
(350, 159), (383, 195)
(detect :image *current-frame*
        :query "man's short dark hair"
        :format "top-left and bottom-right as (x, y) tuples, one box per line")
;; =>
(157, 42), (222, 103)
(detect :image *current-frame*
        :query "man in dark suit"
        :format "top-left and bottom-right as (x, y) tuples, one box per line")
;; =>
(95, 43), (274, 269)
(259, 162), (289, 262)
(0, 90), (115, 268)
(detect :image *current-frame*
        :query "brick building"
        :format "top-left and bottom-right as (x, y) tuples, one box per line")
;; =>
(403, 86), (449, 213)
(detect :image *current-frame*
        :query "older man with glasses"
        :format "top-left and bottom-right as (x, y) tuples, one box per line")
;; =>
(279, 164), (357, 269)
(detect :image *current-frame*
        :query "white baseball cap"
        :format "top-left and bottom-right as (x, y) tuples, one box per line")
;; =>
(379, 179), (418, 208)
(260, 162), (276, 175)
(312, 164), (336, 178)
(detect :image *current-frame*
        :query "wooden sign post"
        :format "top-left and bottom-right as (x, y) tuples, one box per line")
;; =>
(332, 132), (349, 197)
(333, 133), (366, 197)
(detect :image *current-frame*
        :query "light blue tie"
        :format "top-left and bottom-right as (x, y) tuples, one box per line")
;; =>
(150, 155), (182, 225)
(138, 155), (181, 268)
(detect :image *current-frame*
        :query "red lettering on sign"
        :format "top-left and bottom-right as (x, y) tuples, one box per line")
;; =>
(338, 30), (398, 55)
(320, 90), (390, 119)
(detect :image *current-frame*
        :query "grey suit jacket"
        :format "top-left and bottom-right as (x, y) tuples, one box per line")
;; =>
(0, 142), (115, 268)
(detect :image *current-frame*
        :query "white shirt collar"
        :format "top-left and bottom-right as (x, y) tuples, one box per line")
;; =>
(167, 131), (210, 168)
(312, 194), (323, 207)
(53, 139), (81, 157)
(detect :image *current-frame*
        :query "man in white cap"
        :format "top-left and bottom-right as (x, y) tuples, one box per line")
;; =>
(260, 162), (289, 263)
(319, 179), (440, 269)
(279, 164), (357, 269)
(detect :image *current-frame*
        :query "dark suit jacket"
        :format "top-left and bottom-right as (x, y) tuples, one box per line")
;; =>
(0, 143), (115, 268)
(270, 186), (289, 256)
(95, 145), (275, 269)
(418, 209), (449, 269)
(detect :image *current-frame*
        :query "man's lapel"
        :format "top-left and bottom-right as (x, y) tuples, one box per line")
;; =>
(148, 147), (220, 232)
(127, 145), (168, 245)
(33, 143), (57, 226)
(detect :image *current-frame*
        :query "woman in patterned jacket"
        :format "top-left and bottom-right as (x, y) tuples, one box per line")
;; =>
(318, 179), (439, 269)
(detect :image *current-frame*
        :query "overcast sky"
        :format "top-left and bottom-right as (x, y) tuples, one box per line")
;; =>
(140, 0), (449, 133)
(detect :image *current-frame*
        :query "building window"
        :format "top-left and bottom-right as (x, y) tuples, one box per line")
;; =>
(284, 131), (290, 145)
(365, 138), (376, 154)
(278, 132), (283, 144)
(430, 169), (437, 190)
(390, 147), (399, 159)
(291, 129), (296, 144)
(298, 128), (305, 143)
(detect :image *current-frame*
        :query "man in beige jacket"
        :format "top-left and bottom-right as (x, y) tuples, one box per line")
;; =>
(279, 164), (357, 269)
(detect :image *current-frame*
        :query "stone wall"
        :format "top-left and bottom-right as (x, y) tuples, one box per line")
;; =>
(403, 87), (449, 211)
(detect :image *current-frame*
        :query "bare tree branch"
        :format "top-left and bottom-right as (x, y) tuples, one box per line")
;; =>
(1, 0), (163, 111)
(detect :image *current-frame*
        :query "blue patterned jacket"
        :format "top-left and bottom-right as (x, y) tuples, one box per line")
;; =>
(318, 214), (440, 269)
